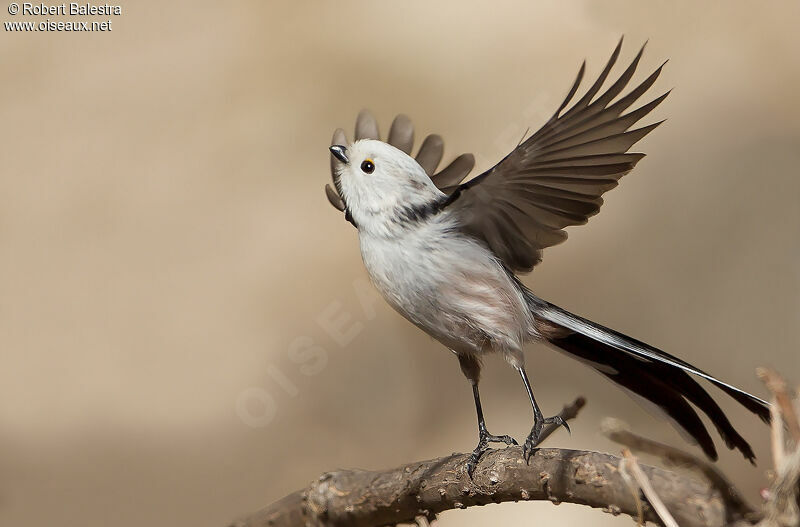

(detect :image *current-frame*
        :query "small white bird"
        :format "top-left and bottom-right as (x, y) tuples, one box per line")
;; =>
(325, 39), (769, 475)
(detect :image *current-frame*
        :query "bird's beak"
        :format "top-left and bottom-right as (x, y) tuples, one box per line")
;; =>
(329, 145), (349, 164)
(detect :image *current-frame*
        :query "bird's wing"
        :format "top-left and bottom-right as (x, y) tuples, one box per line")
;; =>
(325, 111), (476, 221)
(443, 38), (669, 273)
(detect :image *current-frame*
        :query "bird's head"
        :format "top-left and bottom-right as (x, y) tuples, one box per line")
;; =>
(330, 139), (444, 232)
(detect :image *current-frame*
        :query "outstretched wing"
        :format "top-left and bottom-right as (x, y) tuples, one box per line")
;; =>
(325, 111), (476, 225)
(444, 38), (669, 273)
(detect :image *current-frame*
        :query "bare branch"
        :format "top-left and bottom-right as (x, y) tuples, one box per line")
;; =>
(618, 454), (645, 526)
(622, 448), (680, 527)
(231, 446), (734, 527)
(757, 370), (800, 527)
(602, 417), (757, 523)
(768, 394), (787, 468)
(757, 368), (800, 443)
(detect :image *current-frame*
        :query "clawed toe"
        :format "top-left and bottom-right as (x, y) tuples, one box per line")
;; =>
(486, 433), (518, 446)
(465, 445), (485, 477)
(466, 430), (519, 477)
(544, 415), (571, 434)
(522, 436), (537, 464)
(466, 438), (494, 478)
(522, 414), (570, 463)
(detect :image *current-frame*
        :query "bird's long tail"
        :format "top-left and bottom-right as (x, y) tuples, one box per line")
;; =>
(528, 295), (770, 463)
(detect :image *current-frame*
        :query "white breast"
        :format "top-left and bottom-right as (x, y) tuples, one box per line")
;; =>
(358, 214), (534, 355)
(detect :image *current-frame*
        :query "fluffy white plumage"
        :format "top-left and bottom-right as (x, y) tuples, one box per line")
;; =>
(336, 139), (535, 367)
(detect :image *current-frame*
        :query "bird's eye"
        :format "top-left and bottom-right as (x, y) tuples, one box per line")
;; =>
(360, 159), (375, 174)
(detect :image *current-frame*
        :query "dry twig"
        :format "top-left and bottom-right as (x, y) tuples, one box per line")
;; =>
(602, 417), (757, 523)
(618, 454), (645, 526)
(757, 368), (800, 443)
(622, 448), (680, 527)
(756, 369), (800, 527)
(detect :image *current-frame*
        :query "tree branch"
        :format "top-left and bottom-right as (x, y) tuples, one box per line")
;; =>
(232, 447), (731, 526)
(229, 371), (800, 527)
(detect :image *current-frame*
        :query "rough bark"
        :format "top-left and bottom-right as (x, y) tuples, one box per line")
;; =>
(231, 446), (731, 527)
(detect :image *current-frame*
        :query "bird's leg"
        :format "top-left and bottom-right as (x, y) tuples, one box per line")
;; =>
(517, 366), (570, 463)
(457, 353), (516, 477)
(465, 381), (518, 476)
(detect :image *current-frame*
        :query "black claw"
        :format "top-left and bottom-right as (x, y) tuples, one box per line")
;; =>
(522, 435), (537, 464)
(466, 450), (482, 478)
(522, 442), (535, 464)
(545, 416), (571, 434)
(522, 414), (570, 464)
(466, 438), (489, 478)
(466, 430), (519, 477)
(522, 423), (542, 464)
(486, 433), (517, 446)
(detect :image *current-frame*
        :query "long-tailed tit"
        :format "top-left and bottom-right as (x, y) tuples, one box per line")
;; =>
(324, 39), (769, 475)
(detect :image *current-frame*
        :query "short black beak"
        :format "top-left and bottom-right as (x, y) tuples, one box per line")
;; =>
(329, 145), (349, 164)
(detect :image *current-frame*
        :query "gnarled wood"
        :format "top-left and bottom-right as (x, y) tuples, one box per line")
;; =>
(231, 447), (730, 527)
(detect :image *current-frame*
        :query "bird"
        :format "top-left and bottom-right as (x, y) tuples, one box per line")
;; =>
(323, 39), (770, 475)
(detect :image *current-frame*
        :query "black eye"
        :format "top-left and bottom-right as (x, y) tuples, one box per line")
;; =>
(360, 159), (375, 174)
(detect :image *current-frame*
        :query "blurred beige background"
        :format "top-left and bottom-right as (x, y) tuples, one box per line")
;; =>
(1, 1), (798, 525)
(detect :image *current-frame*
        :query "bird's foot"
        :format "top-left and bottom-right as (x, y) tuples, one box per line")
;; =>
(465, 428), (517, 477)
(522, 416), (570, 463)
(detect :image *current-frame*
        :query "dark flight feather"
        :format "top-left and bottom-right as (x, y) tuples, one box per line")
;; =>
(444, 39), (669, 272)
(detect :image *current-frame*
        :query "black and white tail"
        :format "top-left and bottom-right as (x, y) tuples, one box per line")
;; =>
(529, 296), (770, 463)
